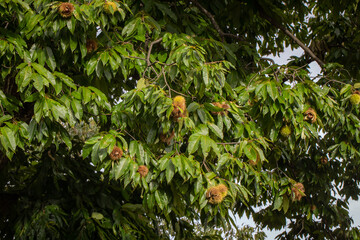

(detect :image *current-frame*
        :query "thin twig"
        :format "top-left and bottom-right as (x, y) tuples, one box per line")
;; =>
(258, 8), (325, 68)
(161, 67), (171, 98)
(191, 0), (244, 42)
(146, 37), (163, 67)
(48, 150), (56, 161)
(324, 78), (348, 86)
(123, 129), (136, 141)
(0, 103), (4, 115)
(260, 57), (276, 65)
(204, 60), (225, 65)
(217, 142), (241, 145)
(202, 156), (211, 172)
(100, 26), (113, 42)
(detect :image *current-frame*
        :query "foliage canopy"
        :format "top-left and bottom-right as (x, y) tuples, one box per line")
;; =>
(1, 0), (360, 239)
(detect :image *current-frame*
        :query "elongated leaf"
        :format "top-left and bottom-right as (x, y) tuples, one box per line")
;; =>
(86, 58), (98, 75)
(1, 127), (16, 151)
(188, 133), (201, 154)
(202, 66), (209, 88)
(115, 159), (129, 179)
(91, 212), (104, 220)
(273, 195), (283, 211)
(32, 62), (56, 86)
(208, 122), (223, 139)
(166, 160), (175, 183)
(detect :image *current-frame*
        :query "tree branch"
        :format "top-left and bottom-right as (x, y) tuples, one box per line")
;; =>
(259, 9), (325, 68)
(146, 37), (163, 67)
(191, 0), (244, 42)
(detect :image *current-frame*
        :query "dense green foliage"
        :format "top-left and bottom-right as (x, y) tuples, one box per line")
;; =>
(1, 0), (360, 239)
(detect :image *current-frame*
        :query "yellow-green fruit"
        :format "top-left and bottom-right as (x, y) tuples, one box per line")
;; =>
(350, 94), (360, 105)
(280, 125), (291, 137)
(104, 1), (117, 13)
(217, 184), (228, 198)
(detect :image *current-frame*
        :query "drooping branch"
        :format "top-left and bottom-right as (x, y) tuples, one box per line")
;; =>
(258, 9), (325, 68)
(191, 0), (244, 42)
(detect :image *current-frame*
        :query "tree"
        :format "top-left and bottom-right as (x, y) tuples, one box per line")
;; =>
(1, 0), (360, 239)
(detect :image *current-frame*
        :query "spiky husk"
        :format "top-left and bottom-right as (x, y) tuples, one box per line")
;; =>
(320, 156), (328, 164)
(350, 94), (360, 105)
(304, 108), (317, 123)
(104, 2), (117, 14)
(138, 165), (149, 177)
(58, 3), (74, 18)
(311, 205), (317, 211)
(110, 146), (123, 161)
(86, 39), (98, 53)
(211, 102), (230, 115)
(280, 125), (291, 137)
(291, 182), (305, 201)
(159, 131), (175, 145)
(217, 184), (228, 197)
(206, 186), (223, 204)
(172, 96), (187, 120)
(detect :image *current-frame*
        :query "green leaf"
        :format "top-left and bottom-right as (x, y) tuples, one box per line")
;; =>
(115, 159), (129, 179)
(122, 18), (138, 37)
(216, 154), (230, 171)
(283, 195), (289, 213)
(244, 144), (257, 160)
(187, 102), (200, 112)
(1, 127), (16, 151)
(340, 84), (352, 95)
(202, 66), (209, 88)
(155, 191), (164, 210)
(188, 133), (201, 154)
(166, 160), (175, 183)
(100, 134), (115, 149)
(200, 135), (211, 157)
(267, 81), (278, 101)
(59, 127), (72, 149)
(54, 72), (76, 89)
(208, 122), (223, 139)
(91, 212), (104, 220)
(273, 195), (283, 211)
(33, 73), (44, 92)
(87, 58), (98, 75)
(0, 115), (12, 123)
(45, 47), (56, 71)
(129, 141), (138, 158)
(159, 157), (170, 171)
(32, 62), (56, 86)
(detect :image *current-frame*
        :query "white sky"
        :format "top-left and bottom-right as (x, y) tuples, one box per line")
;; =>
(236, 48), (360, 239)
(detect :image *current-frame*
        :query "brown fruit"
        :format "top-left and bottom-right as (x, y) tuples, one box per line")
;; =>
(159, 130), (175, 145)
(137, 165), (149, 178)
(172, 96), (187, 120)
(320, 156), (328, 164)
(58, 2), (74, 18)
(206, 186), (223, 204)
(291, 182), (305, 201)
(86, 39), (98, 53)
(311, 205), (317, 211)
(211, 102), (230, 115)
(110, 146), (123, 160)
(304, 108), (317, 123)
